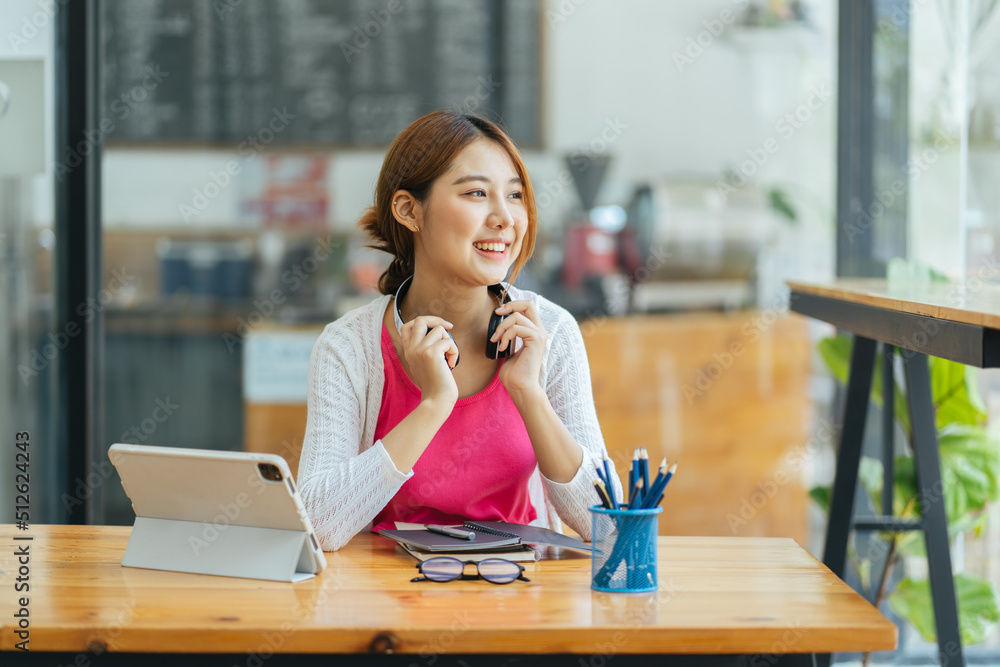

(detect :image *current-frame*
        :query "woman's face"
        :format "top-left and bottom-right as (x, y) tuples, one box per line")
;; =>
(415, 139), (528, 288)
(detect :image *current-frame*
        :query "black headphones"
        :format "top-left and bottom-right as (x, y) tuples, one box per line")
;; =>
(393, 276), (513, 370)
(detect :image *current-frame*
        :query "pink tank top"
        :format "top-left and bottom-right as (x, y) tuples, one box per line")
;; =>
(371, 322), (538, 532)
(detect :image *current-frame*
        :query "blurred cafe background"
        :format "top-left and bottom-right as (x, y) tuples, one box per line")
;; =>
(2, 0), (1000, 661)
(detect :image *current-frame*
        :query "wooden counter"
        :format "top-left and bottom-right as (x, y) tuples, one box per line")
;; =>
(583, 313), (812, 542)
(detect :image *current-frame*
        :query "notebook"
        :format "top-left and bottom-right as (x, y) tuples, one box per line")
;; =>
(397, 542), (540, 563)
(378, 520), (592, 554)
(377, 527), (520, 552)
(465, 521), (592, 553)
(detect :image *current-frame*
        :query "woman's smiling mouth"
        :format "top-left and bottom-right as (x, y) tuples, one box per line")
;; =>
(473, 241), (509, 259)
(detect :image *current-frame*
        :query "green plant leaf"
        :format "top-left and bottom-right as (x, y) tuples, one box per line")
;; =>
(892, 383), (913, 438)
(817, 334), (911, 434)
(888, 426), (999, 526)
(768, 187), (798, 225)
(859, 456), (885, 511)
(856, 558), (872, 597)
(930, 358), (987, 429)
(928, 267), (952, 282)
(892, 456), (917, 517)
(893, 531), (925, 559)
(818, 335), (851, 386)
(888, 574), (1000, 645)
(809, 485), (831, 514)
(938, 425), (1000, 519)
(948, 510), (988, 538)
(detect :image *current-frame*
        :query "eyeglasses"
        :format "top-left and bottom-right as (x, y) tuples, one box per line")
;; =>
(411, 557), (530, 585)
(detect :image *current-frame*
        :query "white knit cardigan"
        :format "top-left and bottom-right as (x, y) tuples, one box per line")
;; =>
(296, 284), (623, 551)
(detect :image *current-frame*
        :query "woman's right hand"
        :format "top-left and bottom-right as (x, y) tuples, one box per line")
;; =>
(398, 315), (460, 408)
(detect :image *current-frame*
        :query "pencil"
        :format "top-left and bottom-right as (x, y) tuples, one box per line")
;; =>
(627, 478), (644, 509)
(643, 458), (668, 509)
(652, 457), (666, 490)
(649, 461), (678, 509)
(663, 460), (677, 487)
(640, 447), (650, 492)
(627, 457), (636, 505)
(602, 453), (617, 508)
(594, 464), (607, 487)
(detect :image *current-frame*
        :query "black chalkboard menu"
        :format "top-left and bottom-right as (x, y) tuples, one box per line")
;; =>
(102, 0), (541, 147)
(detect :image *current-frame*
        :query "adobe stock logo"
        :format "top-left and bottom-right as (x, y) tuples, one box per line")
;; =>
(715, 82), (832, 200)
(6, 0), (70, 52)
(672, 0), (750, 72)
(339, 0), (406, 63)
(18, 268), (136, 385)
(178, 107), (296, 223)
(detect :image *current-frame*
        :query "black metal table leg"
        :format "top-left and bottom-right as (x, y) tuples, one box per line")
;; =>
(881, 343), (894, 518)
(816, 335), (876, 667)
(875, 343), (898, 610)
(902, 351), (965, 667)
(823, 335), (878, 577)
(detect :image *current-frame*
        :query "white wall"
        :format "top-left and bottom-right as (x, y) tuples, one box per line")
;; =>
(908, 0), (966, 277)
(1, 0), (56, 216)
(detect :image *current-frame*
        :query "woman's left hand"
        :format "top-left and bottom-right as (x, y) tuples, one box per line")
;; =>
(492, 299), (546, 398)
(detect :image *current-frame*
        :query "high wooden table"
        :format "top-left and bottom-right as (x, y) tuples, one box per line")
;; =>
(0, 525), (895, 665)
(788, 278), (1000, 667)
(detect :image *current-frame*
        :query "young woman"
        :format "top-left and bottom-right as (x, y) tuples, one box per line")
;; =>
(297, 110), (622, 550)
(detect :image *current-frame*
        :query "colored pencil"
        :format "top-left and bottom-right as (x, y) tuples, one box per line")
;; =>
(627, 457), (636, 505)
(640, 448), (650, 492)
(650, 461), (678, 509)
(627, 478), (644, 509)
(641, 458), (666, 509)
(652, 457), (667, 491)
(595, 464), (607, 487)
(602, 453), (617, 508)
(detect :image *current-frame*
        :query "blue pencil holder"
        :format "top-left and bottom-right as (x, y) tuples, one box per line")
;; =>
(589, 504), (662, 593)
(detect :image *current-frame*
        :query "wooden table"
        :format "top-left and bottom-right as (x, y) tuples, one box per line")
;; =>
(0, 525), (895, 665)
(788, 279), (1000, 365)
(788, 278), (1000, 667)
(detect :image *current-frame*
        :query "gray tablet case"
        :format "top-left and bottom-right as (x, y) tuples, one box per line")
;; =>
(109, 443), (325, 583)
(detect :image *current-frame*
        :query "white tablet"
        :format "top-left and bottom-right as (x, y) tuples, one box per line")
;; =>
(109, 443), (326, 582)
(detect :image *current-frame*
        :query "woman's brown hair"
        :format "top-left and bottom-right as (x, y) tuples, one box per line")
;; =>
(358, 110), (537, 295)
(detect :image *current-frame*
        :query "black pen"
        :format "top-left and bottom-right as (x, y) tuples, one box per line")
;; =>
(426, 524), (476, 540)
(593, 479), (613, 509)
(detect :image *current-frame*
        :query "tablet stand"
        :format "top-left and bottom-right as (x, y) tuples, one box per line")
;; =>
(122, 517), (317, 583)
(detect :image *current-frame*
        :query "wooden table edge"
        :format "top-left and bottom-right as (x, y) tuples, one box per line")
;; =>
(786, 279), (1000, 330)
(0, 626), (898, 655)
(0, 526), (899, 655)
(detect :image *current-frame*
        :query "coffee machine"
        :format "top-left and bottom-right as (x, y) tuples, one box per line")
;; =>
(623, 180), (779, 312)
(556, 154), (641, 317)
